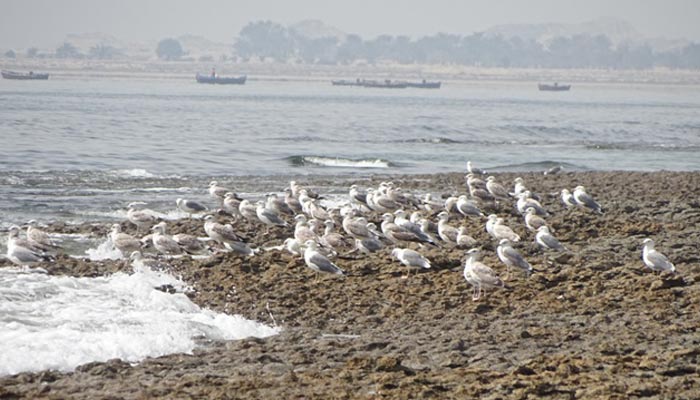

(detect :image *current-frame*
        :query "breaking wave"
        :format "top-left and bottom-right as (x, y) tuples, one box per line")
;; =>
(285, 155), (394, 169)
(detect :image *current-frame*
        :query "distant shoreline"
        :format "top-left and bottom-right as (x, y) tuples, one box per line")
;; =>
(2, 59), (700, 85)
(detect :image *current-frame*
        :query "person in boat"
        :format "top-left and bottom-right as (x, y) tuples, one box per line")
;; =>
(211, 68), (216, 78)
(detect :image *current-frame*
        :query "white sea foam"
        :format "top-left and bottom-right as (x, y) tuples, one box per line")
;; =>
(113, 169), (156, 178)
(85, 238), (124, 261)
(0, 266), (280, 376)
(303, 156), (390, 168)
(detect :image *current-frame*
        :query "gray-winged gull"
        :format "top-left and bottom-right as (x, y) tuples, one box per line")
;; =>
(26, 220), (62, 254)
(466, 161), (486, 175)
(391, 248), (431, 277)
(464, 248), (504, 301)
(497, 239), (533, 278)
(524, 207), (547, 232)
(208, 181), (229, 201)
(573, 186), (603, 214)
(176, 198), (208, 217)
(456, 227), (477, 248)
(642, 238), (676, 273)
(486, 176), (509, 199)
(255, 201), (288, 228)
(303, 240), (344, 278)
(203, 215), (254, 256)
(151, 222), (183, 255)
(535, 226), (567, 252)
(110, 224), (142, 256)
(127, 202), (157, 231)
(6, 226), (52, 266)
(560, 189), (577, 208)
(437, 211), (459, 245)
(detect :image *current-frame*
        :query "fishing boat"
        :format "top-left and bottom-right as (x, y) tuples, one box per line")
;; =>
(538, 82), (571, 91)
(331, 79), (360, 86)
(405, 80), (441, 89)
(195, 73), (246, 85)
(361, 79), (408, 89)
(1, 70), (49, 80)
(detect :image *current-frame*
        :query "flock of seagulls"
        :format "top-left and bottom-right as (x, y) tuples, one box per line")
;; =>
(4, 162), (677, 301)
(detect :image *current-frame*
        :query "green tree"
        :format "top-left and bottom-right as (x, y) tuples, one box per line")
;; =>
(4, 49), (16, 58)
(156, 38), (184, 61)
(88, 44), (122, 59)
(26, 47), (38, 58)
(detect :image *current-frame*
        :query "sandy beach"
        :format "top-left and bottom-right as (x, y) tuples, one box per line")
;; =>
(1, 171), (699, 399)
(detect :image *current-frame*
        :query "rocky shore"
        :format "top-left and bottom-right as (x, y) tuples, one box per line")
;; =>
(1, 171), (699, 399)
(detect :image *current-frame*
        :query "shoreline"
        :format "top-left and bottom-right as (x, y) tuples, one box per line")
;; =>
(1, 171), (699, 398)
(3, 59), (700, 85)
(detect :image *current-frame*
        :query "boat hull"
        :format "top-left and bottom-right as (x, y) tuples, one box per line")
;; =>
(196, 74), (246, 85)
(538, 83), (571, 91)
(1, 70), (49, 80)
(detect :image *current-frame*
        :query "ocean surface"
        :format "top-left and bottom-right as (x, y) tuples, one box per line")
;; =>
(1, 75), (699, 375)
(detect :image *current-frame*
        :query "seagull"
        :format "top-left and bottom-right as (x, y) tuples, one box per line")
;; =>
(266, 193), (295, 216)
(25, 220), (62, 254)
(490, 218), (521, 242)
(510, 177), (527, 197)
(110, 224), (142, 256)
(464, 248), (504, 301)
(456, 195), (484, 218)
(573, 186), (603, 214)
(208, 181), (229, 202)
(6, 226), (52, 266)
(321, 220), (349, 250)
(486, 176), (509, 199)
(456, 227), (477, 248)
(544, 166), (562, 175)
(303, 240), (344, 278)
(394, 210), (436, 245)
(172, 233), (208, 255)
(642, 238), (676, 273)
(391, 248), (431, 277)
(256, 201), (288, 228)
(223, 192), (243, 219)
(524, 207), (547, 232)
(127, 202), (157, 231)
(238, 199), (259, 222)
(282, 238), (303, 257)
(176, 198), (208, 217)
(467, 161), (486, 175)
(342, 212), (372, 240)
(355, 236), (384, 254)
(203, 215), (254, 256)
(349, 184), (369, 209)
(561, 189), (578, 208)
(129, 251), (169, 272)
(151, 222), (183, 255)
(516, 192), (549, 216)
(284, 189), (303, 214)
(535, 226), (567, 252)
(497, 239), (533, 278)
(437, 211), (459, 245)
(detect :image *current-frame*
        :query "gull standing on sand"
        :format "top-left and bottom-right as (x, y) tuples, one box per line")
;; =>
(560, 189), (578, 208)
(176, 198), (208, 217)
(497, 239), (533, 278)
(456, 227), (477, 248)
(573, 186), (604, 214)
(391, 248), (431, 276)
(203, 215), (254, 256)
(510, 177), (527, 197)
(486, 176), (509, 199)
(490, 218), (521, 242)
(535, 226), (567, 252)
(303, 240), (344, 278)
(172, 233), (208, 255)
(110, 224), (142, 256)
(151, 222), (183, 255)
(516, 192), (548, 216)
(238, 199), (259, 222)
(6, 226), (51, 266)
(456, 195), (484, 218)
(223, 192), (243, 219)
(255, 201), (288, 228)
(464, 249), (504, 301)
(437, 211), (459, 245)
(524, 207), (547, 232)
(641, 238), (676, 273)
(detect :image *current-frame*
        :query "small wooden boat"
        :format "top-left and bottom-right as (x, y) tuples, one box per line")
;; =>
(1, 70), (49, 80)
(196, 73), (246, 85)
(406, 80), (441, 89)
(538, 83), (570, 91)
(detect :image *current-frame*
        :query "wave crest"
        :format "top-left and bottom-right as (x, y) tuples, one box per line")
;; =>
(285, 155), (393, 169)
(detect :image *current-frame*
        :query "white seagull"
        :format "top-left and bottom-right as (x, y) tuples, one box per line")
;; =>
(642, 238), (676, 273)
(573, 186), (603, 214)
(464, 248), (504, 301)
(303, 240), (344, 278)
(176, 198), (208, 217)
(497, 239), (533, 278)
(391, 248), (431, 277)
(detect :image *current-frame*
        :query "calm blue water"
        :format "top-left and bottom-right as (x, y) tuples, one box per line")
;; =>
(1, 76), (699, 226)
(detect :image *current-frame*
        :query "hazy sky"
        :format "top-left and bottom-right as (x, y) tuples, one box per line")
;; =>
(2, 0), (699, 49)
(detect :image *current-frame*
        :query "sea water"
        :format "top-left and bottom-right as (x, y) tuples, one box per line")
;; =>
(0, 265), (280, 376)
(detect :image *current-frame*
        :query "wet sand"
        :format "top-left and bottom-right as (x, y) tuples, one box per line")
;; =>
(1, 171), (699, 399)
